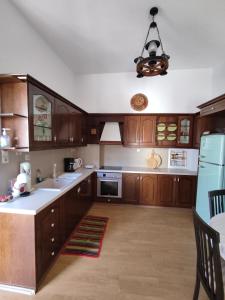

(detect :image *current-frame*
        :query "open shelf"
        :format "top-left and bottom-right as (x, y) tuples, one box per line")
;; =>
(0, 113), (28, 118)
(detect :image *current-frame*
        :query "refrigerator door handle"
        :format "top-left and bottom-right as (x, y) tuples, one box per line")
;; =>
(199, 165), (205, 168)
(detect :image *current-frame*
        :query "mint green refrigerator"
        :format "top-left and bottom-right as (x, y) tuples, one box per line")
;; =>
(196, 134), (225, 223)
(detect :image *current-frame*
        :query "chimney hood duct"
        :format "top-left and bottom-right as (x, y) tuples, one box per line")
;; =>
(100, 122), (122, 143)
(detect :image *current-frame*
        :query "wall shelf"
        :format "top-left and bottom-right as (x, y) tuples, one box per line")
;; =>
(0, 113), (28, 118)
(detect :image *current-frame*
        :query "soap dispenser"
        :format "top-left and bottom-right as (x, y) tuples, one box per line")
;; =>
(0, 128), (11, 148)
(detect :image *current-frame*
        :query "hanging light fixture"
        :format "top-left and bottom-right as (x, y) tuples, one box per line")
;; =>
(134, 7), (170, 78)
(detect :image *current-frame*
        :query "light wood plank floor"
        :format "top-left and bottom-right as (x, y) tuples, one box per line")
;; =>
(0, 203), (209, 300)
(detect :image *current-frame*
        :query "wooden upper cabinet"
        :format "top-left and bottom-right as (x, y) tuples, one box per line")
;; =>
(139, 174), (157, 205)
(123, 116), (140, 146)
(156, 175), (176, 207)
(139, 116), (156, 146)
(177, 115), (193, 147)
(54, 98), (71, 145)
(122, 173), (140, 204)
(156, 116), (178, 147)
(28, 82), (55, 149)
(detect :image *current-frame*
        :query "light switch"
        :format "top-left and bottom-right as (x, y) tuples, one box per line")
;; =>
(1, 150), (9, 164)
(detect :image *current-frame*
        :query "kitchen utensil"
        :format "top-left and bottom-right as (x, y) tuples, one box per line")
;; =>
(73, 158), (83, 170)
(147, 150), (162, 169)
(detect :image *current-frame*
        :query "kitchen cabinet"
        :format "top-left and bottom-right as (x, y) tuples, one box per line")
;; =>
(156, 174), (196, 208)
(139, 174), (157, 206)
(122, 173), (140, 204)
(156, 175), (175, 206)
(198, 94), (225, 116)
(36, 200), (61, 282)
(123, 115), (156, 147)
(177, 115), (193, 147)
(0, 174), (94, 292)
(0, 74), (87, 151)
(122, 172), (196, 207)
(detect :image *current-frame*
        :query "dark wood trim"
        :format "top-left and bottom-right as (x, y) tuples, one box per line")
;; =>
(99, 141), (122, 145)
(197, 93), (225, 109)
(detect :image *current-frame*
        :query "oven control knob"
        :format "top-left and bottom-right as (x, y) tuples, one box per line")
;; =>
(103, 173), (106, 177)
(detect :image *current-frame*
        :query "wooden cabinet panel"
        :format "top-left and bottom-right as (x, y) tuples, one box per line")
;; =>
(175, 176), (196, 208)
(193, 114), (215, 148)
(140, 116), (156, 146)
(156, 175), (176, 207)
(54, 99), (71, 145)
(122, 173), (140, 204)
(139, 174), (157, 205)
(156, 116), (178, 147)
(123, 116), (140, 146)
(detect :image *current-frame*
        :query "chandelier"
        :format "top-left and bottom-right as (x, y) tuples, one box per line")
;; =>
(134, 7), (170, 78)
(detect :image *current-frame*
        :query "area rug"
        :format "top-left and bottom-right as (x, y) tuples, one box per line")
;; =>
(61, 215), (109, 258)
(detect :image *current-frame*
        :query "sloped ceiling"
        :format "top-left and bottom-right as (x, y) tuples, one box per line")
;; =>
(11, 0), (225, 74)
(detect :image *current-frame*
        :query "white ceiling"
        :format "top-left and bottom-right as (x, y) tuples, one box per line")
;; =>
(11, 0), (225, 75)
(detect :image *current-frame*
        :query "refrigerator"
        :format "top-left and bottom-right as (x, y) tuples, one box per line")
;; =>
(196, 134), (225, 223)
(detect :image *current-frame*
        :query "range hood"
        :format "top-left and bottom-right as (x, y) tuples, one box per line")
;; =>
(100, 122), (122, 144)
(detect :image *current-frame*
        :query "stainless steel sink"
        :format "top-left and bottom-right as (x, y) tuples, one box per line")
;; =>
(36, 178), (73, 191)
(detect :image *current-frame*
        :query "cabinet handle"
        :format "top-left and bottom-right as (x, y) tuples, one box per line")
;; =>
(77, 187), (81, 193)
(51, 251), (55, 256)
(51, 223), (55, 228)
(173, 177), (176, 182)
(53, 136), (57, 142)
(136, 176), (139, 180)
(51, 237), (55, 243)
(51, 209), (55, 213)
(177, 177), (180, 183)
(81, 137), (84, 143)
(71, 137), (74, 142)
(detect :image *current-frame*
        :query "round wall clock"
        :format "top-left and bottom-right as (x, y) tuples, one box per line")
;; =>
(130, 93), (148, 111)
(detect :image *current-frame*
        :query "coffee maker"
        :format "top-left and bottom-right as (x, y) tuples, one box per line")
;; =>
(64, 158), (75, 172)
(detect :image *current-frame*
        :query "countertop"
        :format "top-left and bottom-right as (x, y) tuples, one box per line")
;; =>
(96, 166), (197, 176)
(0, 168), (94, 215)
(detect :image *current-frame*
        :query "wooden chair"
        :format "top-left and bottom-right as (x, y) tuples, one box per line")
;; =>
(193, 209), (224, 300)
(209, 190), (225, 218)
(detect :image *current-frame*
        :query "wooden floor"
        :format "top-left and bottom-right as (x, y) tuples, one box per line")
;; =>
(0, 203), (209, 300)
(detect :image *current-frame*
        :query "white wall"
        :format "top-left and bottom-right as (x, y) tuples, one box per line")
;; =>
(0, 0), (82, 108)
(212, 63), (225, 98)
(74, 68), (212, 113)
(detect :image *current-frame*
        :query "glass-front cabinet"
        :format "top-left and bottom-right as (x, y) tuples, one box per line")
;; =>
(177, 115), (193, 147)
(156, 115), (193, 147)
(28, 83), (55, 149)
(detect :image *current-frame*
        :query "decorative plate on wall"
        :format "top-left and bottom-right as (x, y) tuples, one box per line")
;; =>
(130, 93), (148, 111)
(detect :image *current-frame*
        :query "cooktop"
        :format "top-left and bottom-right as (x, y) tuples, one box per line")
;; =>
(99, 166), (122, 171)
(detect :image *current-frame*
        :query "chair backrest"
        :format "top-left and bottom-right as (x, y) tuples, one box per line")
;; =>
(209, 190), (225, 218)
(193, 209), (224, 300)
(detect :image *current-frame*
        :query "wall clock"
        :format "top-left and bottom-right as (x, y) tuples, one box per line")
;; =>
(130, 93), (148, 111)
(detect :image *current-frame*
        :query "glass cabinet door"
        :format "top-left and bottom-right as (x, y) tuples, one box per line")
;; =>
(177, 116), (193, 147)
(33, 95), (52, 142)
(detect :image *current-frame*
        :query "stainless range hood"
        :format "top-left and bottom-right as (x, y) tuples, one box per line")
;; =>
(100, 122), (122, 143)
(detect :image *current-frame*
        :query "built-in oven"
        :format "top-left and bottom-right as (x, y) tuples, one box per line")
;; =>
(97, 172), (122, 198)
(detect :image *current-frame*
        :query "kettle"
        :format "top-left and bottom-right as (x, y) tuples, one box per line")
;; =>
(73, 158), (83, 170)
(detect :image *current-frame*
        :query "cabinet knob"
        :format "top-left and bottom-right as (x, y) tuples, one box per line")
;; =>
(51, 237), (55, 243)
(51, 223), (55, 228)
(211, 106), (214, 110)
(71, 137), (74, 142)
(177, 177), (180, 183)
(81, 137), (84, 143)
(53, 136), (57, 142)
(173, 177), (176, 182)
(140, 176), (143, 181)
(51, 251), (55, 256)
(51, 209), (55, 213)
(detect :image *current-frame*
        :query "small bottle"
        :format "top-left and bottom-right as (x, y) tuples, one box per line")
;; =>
(0, 128), (11, 148)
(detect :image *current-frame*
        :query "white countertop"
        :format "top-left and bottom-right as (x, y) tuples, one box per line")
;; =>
(0, 168), (94, 216)
(96, 167), (197, 176)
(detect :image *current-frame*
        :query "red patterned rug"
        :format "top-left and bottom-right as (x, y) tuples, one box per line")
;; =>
(61, 215), (108, 258)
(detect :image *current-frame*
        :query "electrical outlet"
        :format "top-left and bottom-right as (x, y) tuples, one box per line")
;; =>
(1, 150), (9, 164)
(24, 154), (30, 161)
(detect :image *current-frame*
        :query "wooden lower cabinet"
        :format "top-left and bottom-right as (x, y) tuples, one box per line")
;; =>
(122, 173), (196, 208)
(156, 175), (176, 207)
(0, 175), (94, 292)
(122, 173), (140, 204)
(174, 175), (197, 208)
(139, 174), (157, 205)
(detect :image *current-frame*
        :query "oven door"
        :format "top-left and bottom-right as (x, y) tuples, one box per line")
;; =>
(97, 178), (122, 198)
